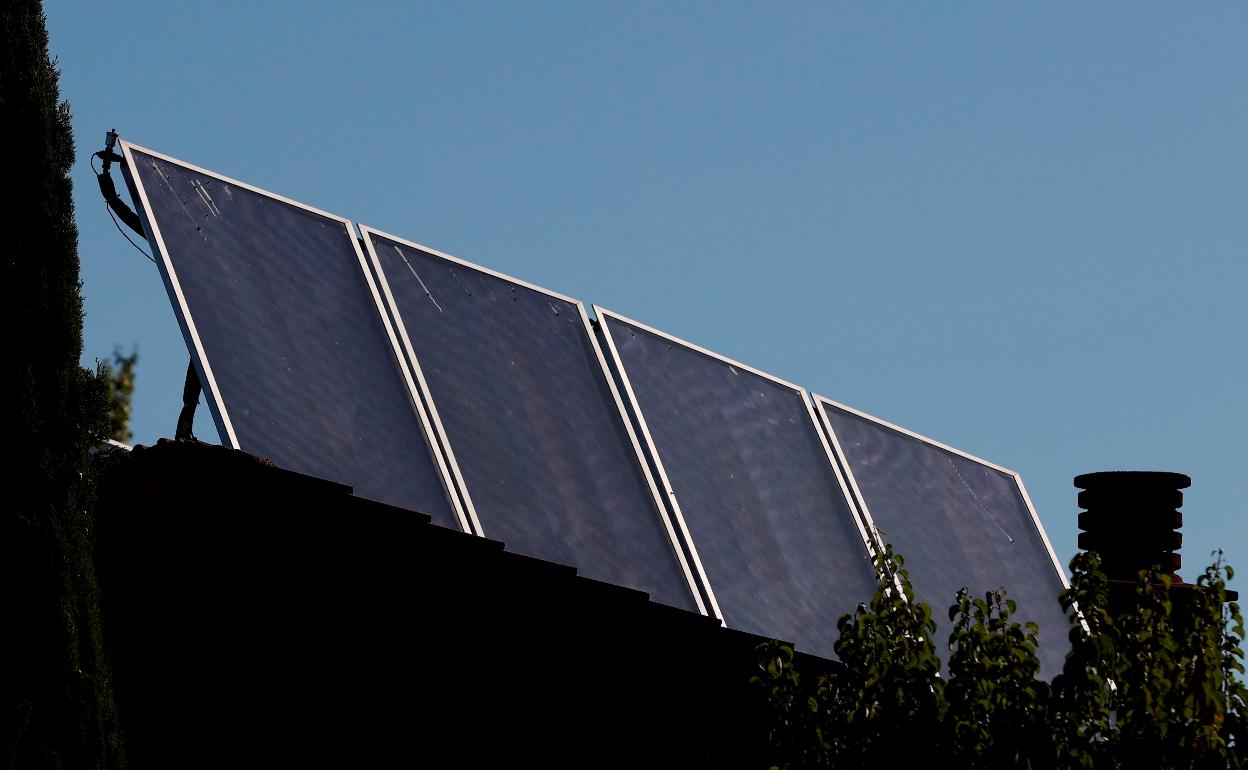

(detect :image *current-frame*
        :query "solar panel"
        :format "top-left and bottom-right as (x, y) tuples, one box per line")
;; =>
(597, 309), (879, 659)
(815, 397), (1070, 676)
(360, 228), (704, 613)
(120, 142), (463, 528)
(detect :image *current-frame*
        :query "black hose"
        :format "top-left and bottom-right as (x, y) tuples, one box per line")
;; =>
(95, 162), (145, 236)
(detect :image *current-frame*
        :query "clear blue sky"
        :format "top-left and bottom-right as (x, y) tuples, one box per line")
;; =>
(48, 3), (1246, 583)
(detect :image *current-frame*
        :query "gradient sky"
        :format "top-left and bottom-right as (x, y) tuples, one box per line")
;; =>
(48, 3), (1245, 589)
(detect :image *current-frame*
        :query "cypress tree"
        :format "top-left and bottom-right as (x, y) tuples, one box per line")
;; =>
(0, 1), (121, 766)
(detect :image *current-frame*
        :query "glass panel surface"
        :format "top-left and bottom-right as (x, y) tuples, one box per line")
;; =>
(603, 314), (878, 659)
(368, 232), (699, 612)
(126, 146), (455, 524)
(821, 402), (1070, 677)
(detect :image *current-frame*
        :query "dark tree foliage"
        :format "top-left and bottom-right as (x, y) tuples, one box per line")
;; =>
(755, 549), (1246, 769)
(0, 2), (122, 767)
(829, 545), (945, 766)
(103, 347), (138, 444)
(944, 587), (1052, 768)
(755, 546), (944, 768)
(1053, 553), (1248, 770)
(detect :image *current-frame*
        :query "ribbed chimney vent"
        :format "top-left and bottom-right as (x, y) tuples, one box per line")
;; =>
(1074, 470), (1189, 582)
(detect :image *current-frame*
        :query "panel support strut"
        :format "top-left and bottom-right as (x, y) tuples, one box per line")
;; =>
(175, 361), (201, 441)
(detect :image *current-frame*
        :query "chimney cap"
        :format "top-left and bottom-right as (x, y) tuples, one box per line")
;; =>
(1074, 470), (1191, 490)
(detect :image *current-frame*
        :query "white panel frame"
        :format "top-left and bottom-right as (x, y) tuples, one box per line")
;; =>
(594, 307), (883, 626)
(812, 395), (1070, 591)
(118, 140), (470, 532)
(359, 226), (708, 615)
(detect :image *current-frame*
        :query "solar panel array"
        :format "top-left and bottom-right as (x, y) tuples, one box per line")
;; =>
(123, 140), (1070, 666)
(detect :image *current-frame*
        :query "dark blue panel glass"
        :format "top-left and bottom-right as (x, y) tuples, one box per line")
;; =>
(602, 315), (878, 660)
(126, 148), (455, 525)
(820, 403), (1070, 677)
(368, 233), (698, 612)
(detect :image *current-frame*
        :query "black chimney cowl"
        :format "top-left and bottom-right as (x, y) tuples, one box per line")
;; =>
(1075, 470), (1190, 582)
